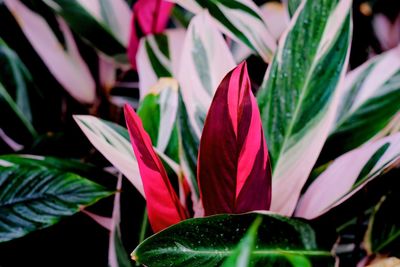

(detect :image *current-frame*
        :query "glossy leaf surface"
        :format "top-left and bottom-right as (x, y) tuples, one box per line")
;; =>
(133, 213), (335, 266)
(257, 0), (352, 215)
(0, 165), (111, 242)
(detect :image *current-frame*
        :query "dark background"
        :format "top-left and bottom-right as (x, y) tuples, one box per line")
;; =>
(0, 0), (399, 266)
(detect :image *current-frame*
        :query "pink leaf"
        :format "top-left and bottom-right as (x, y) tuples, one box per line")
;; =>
(128, 0), (174, 69)
(124, 105), (188, 232)
(197, 62), (272, 216)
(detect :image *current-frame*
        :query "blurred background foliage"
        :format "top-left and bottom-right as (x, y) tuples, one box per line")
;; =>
(0, 0), (399, 266)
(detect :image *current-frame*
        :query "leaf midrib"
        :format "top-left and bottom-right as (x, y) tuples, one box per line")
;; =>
(142, 247), (331, 257)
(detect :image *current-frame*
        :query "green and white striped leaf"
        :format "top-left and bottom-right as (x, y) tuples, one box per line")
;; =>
(41, 0), (130, 59)
(4, 0), (96, 103)
(137, 29), (186, 98)
(137, 78), (179, 162)
(178, 11), (235, 138)
(74, 115), (143, 196)
(257, 0), (352, 216)
(323, 46), (400, 158)
(296, 133), (400, 219)
(0, 165), (112, 242)
(177, 92), (201, 209)
(132, 213), (336, 266)
(173, 0), (277, 62)
(364, 192), (400, 255)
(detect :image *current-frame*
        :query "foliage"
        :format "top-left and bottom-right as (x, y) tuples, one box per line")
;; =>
(0, 0), (399, 266)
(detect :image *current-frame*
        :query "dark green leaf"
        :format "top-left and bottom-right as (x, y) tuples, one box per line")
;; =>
(288, 0), (302, 17)
(43, 0), (127, 58)
(0, 38), (37, 143)
(0, 165), (112, 242)
(133, 213), (335, 266)
(221, 216), (262, 267)
(365, 192), (400, 255)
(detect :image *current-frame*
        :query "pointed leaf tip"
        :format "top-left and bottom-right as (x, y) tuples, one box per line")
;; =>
(124, 105), (188, 232)
(198, 62), (272, 216)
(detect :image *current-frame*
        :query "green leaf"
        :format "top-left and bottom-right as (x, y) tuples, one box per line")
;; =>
(137, 78), (180, 163)
(0, 154), (96, 175)
(257, 0), (352, 215)
(221, 216), (262, 267)
(0, 38), (37, 142)
(42, 0), (129, 59)
(323, 47), (400, 160)
(0, 165), (112, 242)
(288, 0), (302, 17)
(177, 92), (200, 201)
(364, 192), (400, 255)
(174, 0), (277, 62)
(132, 213), (335, 266)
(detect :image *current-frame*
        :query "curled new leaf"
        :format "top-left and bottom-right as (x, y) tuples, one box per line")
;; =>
(124, 105), (188, 232)
(198, 62), (271, 216)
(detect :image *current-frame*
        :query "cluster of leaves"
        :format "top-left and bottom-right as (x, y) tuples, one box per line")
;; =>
(0, 0), (400, 266)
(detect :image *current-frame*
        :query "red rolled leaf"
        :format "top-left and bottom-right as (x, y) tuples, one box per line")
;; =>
(124, 105), (187, 232)
(128, 0), (174, 69)
(198, 62), (272, 216)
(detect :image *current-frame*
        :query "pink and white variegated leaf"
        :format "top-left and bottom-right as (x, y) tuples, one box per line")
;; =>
(74, 115), (144, 196)
(172, 0), (277, 62)
(4, 0), (96, 104)
(124, 105), (188, 232)
(296, 133), (400, 219)
(178, 11), (235, 138)
(128, 0), (174, 69)
(198, 62), (272, 216)
(137, 29), (185, 99)
(257, 0), (352, 216)
(83, 175), (131, 267)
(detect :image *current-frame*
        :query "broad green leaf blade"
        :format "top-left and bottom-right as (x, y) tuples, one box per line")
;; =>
(257, 0), (352, 215)
(221, 216), (262, 267)
(74, 115), (144, 196)
(132, 213), (335, 266)
(42, 0), (129, 58)
(0, 165), (112, 242)
(364, 193), (400, 255)
(0, 38), (37, 141)
(173, 0), (277, 62)
(178, 11), (235, 138)
(137, 29), (186, 98)
(296, 133), (400, 219)
(4, 0), (96, 103)
(137, 78), (179, 162)
(323, 46), (400, 159)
